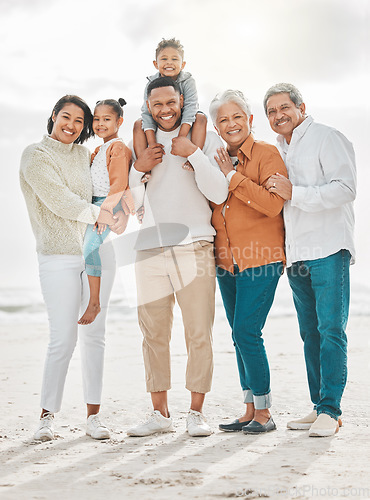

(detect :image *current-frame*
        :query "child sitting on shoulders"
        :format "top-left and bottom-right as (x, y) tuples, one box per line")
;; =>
(79, 98), (135, 325)
(133, 37), (207, 177)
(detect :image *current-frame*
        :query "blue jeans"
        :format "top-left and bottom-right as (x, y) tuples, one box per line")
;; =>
(287, 250), (351, 420)
(83, 196), (115, 277)
(217, 262), (283, 409)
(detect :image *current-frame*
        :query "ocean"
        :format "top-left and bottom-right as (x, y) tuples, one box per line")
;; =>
(1, 276), (369, 325)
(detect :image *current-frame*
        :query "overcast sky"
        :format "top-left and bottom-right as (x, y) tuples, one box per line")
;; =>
(1, 0), (369, 289)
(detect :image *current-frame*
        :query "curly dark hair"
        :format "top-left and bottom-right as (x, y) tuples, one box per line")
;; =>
(155, 38), (184, 60)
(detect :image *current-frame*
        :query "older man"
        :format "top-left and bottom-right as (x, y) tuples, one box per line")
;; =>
(128, 77), (228, 437)
(264, 83), (356, 437)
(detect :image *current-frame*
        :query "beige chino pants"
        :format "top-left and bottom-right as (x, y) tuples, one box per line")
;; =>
(135, 241), (216, 393)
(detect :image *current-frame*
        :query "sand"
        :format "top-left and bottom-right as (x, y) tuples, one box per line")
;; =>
(0, 310), (369, 499)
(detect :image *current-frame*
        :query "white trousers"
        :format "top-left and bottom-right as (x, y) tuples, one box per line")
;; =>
(38, 243), (116, 413)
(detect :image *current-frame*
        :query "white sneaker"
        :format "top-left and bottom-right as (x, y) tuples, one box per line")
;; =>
(309, 413), (340, 437)
(186, 410), (212, 437)
(127, 410), (173, 437)
(34, 412), (54, 441)
(287, 410), (317, 430)
(86, 414), (110, 440)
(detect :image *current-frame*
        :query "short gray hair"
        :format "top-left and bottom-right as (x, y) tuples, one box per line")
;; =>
(209, 89), (252, 125)
(263, 83), (304, 115)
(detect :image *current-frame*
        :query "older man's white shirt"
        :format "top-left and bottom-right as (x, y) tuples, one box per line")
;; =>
(276, 116), (356, 267)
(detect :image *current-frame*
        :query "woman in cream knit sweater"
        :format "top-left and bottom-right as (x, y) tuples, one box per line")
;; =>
(20, 95), (127, 441)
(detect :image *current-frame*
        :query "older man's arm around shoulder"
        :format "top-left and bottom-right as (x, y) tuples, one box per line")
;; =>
(171, 132), (228, 204)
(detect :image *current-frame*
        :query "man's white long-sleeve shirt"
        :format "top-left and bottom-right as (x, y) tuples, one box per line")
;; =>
(129, 127), (228, 251)
(276, 116), (356, 267)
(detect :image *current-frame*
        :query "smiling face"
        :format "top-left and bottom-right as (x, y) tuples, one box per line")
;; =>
(147, 86), (183, 131)
(154, 47), (186, 79)
(93, 105), (123, 143)
(266, 93), (306, 143)
(50, 103), (85, 144)
(215, 101), (253, 156)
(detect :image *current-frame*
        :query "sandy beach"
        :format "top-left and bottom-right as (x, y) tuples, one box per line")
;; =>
(1, 307), (369, 499)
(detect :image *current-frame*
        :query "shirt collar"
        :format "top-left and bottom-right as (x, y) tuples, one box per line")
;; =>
(237, 133), (255, 162)
(277, 115), (314, 148)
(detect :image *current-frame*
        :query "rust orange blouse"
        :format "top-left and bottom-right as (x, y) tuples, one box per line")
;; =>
(211, 134), (287, 273)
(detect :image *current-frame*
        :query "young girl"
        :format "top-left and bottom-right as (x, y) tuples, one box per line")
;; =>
(78, 98), (135, 325)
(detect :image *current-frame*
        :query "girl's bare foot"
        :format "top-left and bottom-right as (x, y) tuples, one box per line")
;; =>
(78, 303), (101, 325)
(182, 160), (194, 171)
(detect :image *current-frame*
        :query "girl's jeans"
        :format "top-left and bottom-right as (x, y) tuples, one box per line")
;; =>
(83, 196), (119, 277)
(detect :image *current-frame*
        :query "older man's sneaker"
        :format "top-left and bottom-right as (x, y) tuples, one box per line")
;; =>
(86, 414), (110, 440)
(186, 410), (212, 437)
(34, 412), (54, 441)
(287, 410), (318, 430)
(127, 411), (173, 437)
(308, 413), (340, 437)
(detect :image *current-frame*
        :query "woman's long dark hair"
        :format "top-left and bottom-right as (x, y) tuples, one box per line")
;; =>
(47, 95), (93, 144)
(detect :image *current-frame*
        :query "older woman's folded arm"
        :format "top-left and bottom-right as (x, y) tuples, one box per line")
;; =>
(228, 152), (287, 217)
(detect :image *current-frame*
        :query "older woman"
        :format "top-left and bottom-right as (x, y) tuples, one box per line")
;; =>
(210, 90), (287, 434)
(20, 95), (127, 441)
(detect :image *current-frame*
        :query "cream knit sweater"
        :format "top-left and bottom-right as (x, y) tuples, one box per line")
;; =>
(20, 135), (100, 255)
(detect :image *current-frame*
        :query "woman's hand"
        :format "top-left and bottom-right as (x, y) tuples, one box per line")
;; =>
(214, 148), (234, 176)
(266, 172), (292, 200)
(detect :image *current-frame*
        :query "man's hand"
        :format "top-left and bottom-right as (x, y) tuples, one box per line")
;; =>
(214, 147), (234, 176)
(110, 210), (129, 235)
(134, 143), (165, 173)
(171, 136), (198, 158)
(266, 172), (292, 200)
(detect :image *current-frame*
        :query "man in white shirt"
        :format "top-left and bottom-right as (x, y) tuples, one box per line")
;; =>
(127, 76), (228, 437)
(264, 83), (356, 438)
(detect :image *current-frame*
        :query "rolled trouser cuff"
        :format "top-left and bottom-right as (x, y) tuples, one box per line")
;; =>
(243, 389), (254, 404)
(243, 390), (272, 409)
